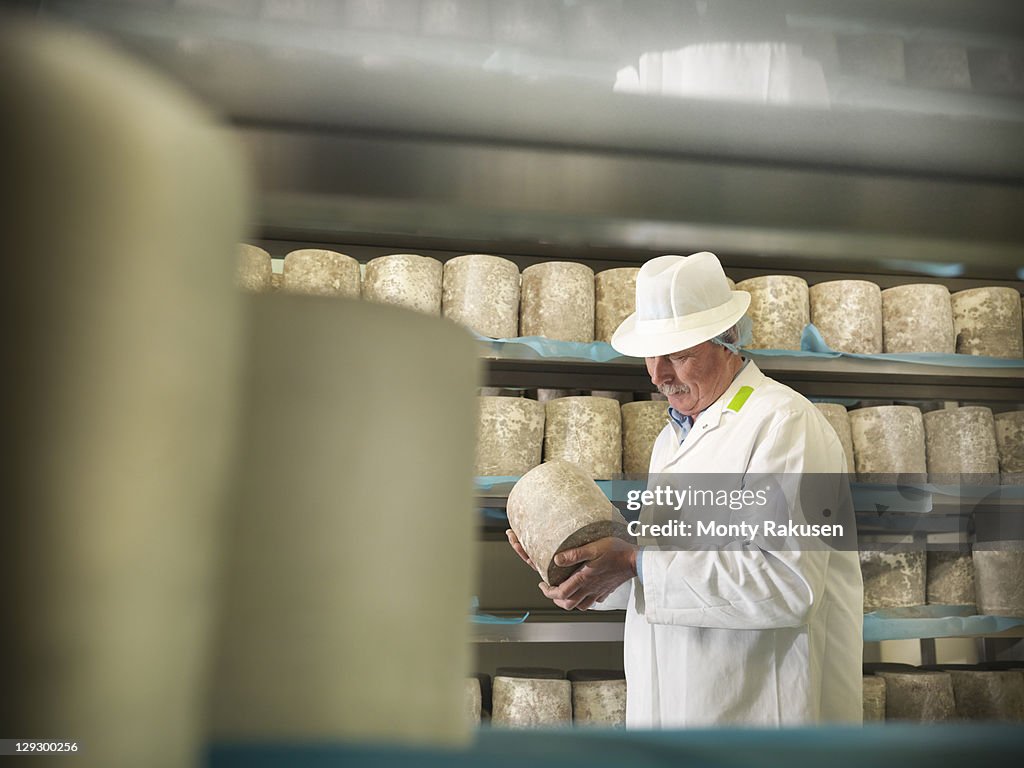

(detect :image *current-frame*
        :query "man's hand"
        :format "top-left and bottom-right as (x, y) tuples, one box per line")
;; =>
(505, 529), (538, 573)
(539, 537), (637, 611)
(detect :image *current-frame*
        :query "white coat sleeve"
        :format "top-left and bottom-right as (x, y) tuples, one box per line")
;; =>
(639, 410), (832, 630)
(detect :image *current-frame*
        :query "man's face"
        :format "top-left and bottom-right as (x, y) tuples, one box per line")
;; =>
(645, 341), (732, 417)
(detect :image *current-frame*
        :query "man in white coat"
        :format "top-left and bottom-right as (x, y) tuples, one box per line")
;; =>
(507, 252), (863, 727)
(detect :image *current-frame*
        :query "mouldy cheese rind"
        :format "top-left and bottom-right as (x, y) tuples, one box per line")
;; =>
(237, 243), (273, 292)
(810, 280), (882, 354)
(475, 396), (544, 476)
(282, 249), (360, 298)
(881, 284), (955, 354)
(442, 254), (520, 339)
(520, 261), (595, 342)
(734, 275), (809, 350)
(594, 267), (639, 344)
(849, 405), (927, 484)
(621, 401), (670, 475)
(363, 253), (443, 315)
(951, 286), (1023, 359)
(491, 676), (572, 728)
(507, 461), (631, 586)
(543, 396), (622, 479)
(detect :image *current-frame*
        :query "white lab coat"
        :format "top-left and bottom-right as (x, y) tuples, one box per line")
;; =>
(600, 361), (863, 727)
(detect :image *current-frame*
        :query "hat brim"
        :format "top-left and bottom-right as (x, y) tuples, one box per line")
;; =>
(610, 292), (751, 358)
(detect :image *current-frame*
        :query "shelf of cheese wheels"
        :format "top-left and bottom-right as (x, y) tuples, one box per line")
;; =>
(470, 283), (1024, 650)
(473, 263), (1023, 402)
(241, 245), (1024, 403)
(237, 248), (1024, 647)
(483, 345), (1024, 403)
(472, 475), (1024, 644)
(441, 254), (1022, 647)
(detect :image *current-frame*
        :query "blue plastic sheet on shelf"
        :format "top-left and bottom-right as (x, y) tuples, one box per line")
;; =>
(475, 476), (520, 493)
(851, 483), (933, 514)
(474, 332), (634, 363)
(469, 596), (528, 625)
(472, 326), (1024, 368)
(476, 477), (647, 496)
(794, 324), (1024, 368)
(864, 605), (1024, 642)
(876, 259), (965, 278)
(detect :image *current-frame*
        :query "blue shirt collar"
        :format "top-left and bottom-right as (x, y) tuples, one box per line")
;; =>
(668, 406), (691, 430)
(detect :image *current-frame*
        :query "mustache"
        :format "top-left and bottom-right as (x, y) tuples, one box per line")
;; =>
(658, 383), (690, 396)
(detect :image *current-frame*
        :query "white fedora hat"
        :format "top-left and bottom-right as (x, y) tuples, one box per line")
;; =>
(611, 252), (750, 358)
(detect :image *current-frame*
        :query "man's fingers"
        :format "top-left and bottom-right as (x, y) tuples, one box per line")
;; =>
(554, 543), (597, 568)
(551, 595), (583, 611)
(548, 567), (590, 601)
(575, 595), (599, 611)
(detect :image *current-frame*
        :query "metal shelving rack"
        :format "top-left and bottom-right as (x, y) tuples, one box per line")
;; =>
(484, 350), (1024, 403)
(476, 350), (1024, 652)
(471, 615), (1024, 645)
(476, 478), (1024, 649)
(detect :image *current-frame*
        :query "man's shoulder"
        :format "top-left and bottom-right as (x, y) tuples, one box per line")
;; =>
(733, 368), (815, 419)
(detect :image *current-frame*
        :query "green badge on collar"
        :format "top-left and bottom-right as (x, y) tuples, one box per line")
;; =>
(726, 385), (754, 412)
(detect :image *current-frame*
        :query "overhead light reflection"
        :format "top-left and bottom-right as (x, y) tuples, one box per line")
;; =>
(614, 41), (830, 108)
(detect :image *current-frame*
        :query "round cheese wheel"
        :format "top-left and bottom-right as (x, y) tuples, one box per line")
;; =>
(237, 243), (273, 293)
(210, 296), (479, 745)
(544, 396), (622, 479)
(363, 253), (442, 315)
(507, 461), (631, 585)
(810, 279), (883, 354)
(491, 675), (572, 728)
(947, 670), (1024, 721)
(877, 671), (956, 722)
(475, 396), (544, 476)
(621, 401), (670, 475)
(923, 407), (999, 484)
(860, 550), (926, 611)
(520, 261), (595, 342)
(442, 254), (520, 338)
(849, 406), (927, 484)
(464, 677), (482, 724)
(926, 550), (975, 607)
(814, 403), (856, 476)
(951, 287), (1023, 358)
(882, 284), (955, 354)
(282, 249), (360, 298)
(569, 669), (626, 727)
(994, 411), (1024, 485)
(595, 267), (639, 344)
(734, 275), (809, 350)
(973, 542), (1024, 618)
(862, 675), (886, 722)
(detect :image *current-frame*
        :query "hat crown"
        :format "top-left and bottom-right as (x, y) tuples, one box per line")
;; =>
(610, 251), (750, 358)
(636, 252), (732, 323)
